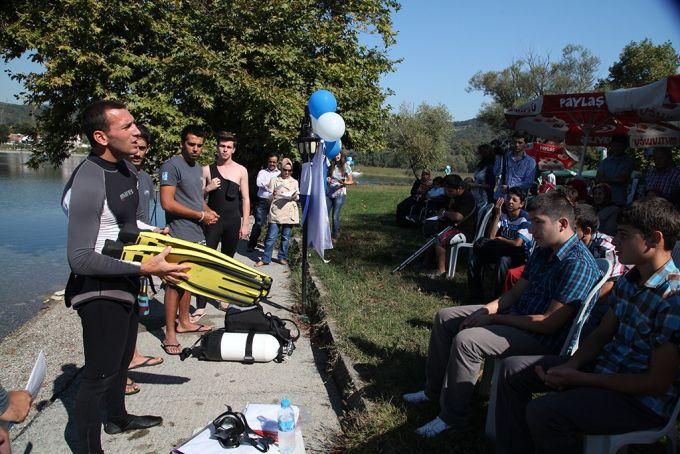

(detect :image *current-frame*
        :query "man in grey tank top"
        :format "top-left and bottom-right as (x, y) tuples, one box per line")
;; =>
(159, 125), (218, 354)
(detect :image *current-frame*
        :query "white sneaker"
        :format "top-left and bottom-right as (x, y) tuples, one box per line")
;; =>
(415, 417), (450, 438)
(402, 390), (431, 404)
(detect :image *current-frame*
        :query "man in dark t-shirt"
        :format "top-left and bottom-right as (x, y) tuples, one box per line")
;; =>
(428, 174), (477, 278)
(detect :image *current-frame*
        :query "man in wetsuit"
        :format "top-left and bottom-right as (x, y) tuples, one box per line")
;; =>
(159, 126), (218, 353)
(62, 100), (189, 453)
(247, 153), (280, 252)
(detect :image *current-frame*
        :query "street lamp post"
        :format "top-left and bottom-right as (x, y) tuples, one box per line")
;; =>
(296, 107), (320, 309)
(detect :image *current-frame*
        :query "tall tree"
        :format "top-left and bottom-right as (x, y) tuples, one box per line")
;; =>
(597, 39), (680, 90)
(467, 44), (600, 130)
(387, 102), (453, 177)
(0, 0), (399, 169)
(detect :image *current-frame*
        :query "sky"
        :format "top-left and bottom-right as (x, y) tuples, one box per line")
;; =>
(1, 0), (680, 121)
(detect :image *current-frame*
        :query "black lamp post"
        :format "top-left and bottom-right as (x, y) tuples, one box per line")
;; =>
(296, 107), (320, 308)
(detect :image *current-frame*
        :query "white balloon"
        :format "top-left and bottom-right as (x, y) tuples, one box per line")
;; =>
(315, 112), (345, 142)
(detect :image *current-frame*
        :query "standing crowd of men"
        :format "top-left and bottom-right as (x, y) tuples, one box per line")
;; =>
(0, 99), (304, 453)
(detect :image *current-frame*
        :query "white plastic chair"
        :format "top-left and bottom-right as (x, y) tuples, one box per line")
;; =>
(583, 392), (680, 453)
(484, 258), (612, 439)
(446, 206), (494, 279)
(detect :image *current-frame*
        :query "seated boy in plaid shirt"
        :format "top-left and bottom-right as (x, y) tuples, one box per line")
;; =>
(495, 197), (680, 454)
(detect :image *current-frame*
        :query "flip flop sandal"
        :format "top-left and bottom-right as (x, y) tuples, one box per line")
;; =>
(176, 323), (213, 334)
(125, 378), (140, 396)
(189, 310), (206, 324)
(128, 356), (164, 370)
(161, 343), (183, 355)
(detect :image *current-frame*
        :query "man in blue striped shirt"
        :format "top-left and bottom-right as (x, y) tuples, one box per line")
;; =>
(495, 198), (680, 454)
(403, 191), (600, 437)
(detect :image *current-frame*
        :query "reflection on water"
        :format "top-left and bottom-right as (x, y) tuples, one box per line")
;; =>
(0, 151), (84, 339)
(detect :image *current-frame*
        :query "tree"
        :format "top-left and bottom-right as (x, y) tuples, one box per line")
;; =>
(467, 45), (600, 130)
(0, 0), (399, 169)
(387, 102), (453, 177)
(0, 124), (9, 141)
(597, 39), (680, 90)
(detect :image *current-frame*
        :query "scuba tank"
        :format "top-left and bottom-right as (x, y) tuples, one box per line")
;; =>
(180, 329), (293, 364)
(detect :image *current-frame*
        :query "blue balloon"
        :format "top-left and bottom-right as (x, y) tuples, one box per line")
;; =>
(308, 90), (337, 119)
(325, 140), (341, 159)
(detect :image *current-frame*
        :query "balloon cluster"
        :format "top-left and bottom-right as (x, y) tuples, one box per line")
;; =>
(308, 90), (345, 159)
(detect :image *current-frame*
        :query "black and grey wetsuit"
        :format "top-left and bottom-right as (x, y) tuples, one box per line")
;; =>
(61, 154), (153, 308)
(62, 153), (157, 453)
(205, 163), (242, 257)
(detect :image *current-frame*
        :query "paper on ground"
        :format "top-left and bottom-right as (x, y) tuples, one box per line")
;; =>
(244, 403), (300, 439)
(173, 424), (305, 454)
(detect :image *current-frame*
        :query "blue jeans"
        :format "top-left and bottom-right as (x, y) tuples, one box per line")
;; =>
(262, 223), (293, 263)
(248, 197), (270, 249)
(326, 194), (346, 239)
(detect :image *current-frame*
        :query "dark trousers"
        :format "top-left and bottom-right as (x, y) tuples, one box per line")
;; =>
(468, 239), (526, 299)
(75, 299), (138, 454)
(248, 197), (270, 248)
(495, 355), (666, 454)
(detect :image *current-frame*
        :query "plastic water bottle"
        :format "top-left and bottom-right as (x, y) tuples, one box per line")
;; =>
(138, 277), (150, 316)
(277, 398), (295, 454)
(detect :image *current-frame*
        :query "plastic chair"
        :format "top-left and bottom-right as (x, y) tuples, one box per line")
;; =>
(446, 206), (494, 279)
(484, 258), (612, 439)
(583, 397), (680, 453)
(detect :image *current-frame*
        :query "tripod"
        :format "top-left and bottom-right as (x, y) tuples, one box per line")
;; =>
(391, 226), (453, 274)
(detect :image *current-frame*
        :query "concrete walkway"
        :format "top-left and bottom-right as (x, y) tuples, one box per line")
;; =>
(1, 243), (342, 453)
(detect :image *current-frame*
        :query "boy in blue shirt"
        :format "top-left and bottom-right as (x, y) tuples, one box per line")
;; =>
(495, 197), (680, 454)
(468, 187), (533, 300)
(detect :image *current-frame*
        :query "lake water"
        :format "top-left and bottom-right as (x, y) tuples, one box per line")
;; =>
(0, 152), (84, 339)
(0, 153), (407, 339)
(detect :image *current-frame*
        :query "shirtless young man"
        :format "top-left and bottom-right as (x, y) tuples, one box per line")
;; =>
(192, 131), (250, 320)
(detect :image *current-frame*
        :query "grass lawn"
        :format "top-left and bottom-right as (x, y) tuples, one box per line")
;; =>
(307, 184), (493, 453)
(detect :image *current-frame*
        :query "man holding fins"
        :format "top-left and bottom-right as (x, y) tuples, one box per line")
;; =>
(62, 99), (189, 453)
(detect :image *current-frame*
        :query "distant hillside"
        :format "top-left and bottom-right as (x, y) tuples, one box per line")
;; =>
(452, 118), (496, 144)
(0, 102), (38, 125)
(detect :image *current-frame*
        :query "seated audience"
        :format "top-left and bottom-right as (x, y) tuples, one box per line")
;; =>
(573, 203), (628, 334)
(396, 169), (432, 225)
(564, 178), (591, 205)
(422, 174), (477, 279)
(644, 147), (680, 200)
(468, 188), (533, 300)
(537, 173), (556, 194)
(494, 197), (680, 454)
(404, 191), (600, 437)
(467, 143), (497, 213)
(592, 183), (619, 236)
(410, 177), (448, 223)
